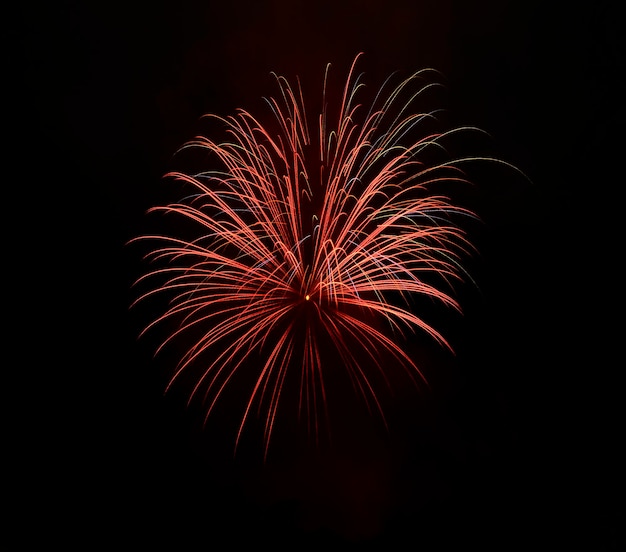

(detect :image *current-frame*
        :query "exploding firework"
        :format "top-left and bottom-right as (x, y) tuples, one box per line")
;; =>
(131, 53), (516, 457)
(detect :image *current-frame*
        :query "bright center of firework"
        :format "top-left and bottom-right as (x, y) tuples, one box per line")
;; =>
(305, 294), (310, 301)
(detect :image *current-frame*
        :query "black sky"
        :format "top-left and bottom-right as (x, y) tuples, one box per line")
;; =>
(13, 0), (624, 548)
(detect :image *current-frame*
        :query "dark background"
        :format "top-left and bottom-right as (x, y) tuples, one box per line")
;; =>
(13, 0), (623, 548)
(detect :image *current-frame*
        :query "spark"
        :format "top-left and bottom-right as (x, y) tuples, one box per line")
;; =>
(130, 53), (522, 458)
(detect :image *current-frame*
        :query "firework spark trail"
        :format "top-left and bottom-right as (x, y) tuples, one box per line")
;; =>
(131, 53), (520, 458)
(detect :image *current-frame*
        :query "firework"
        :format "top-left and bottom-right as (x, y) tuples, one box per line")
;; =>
(131, 53), (513, 457)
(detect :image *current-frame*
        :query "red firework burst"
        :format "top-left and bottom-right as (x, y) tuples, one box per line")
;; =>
(131, 54), (514, 457)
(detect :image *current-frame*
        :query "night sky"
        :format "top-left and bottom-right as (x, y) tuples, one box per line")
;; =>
(14, 1), (623, 548)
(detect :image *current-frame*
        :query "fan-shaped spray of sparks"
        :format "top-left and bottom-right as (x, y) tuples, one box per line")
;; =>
(131, 54), (517, 457)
